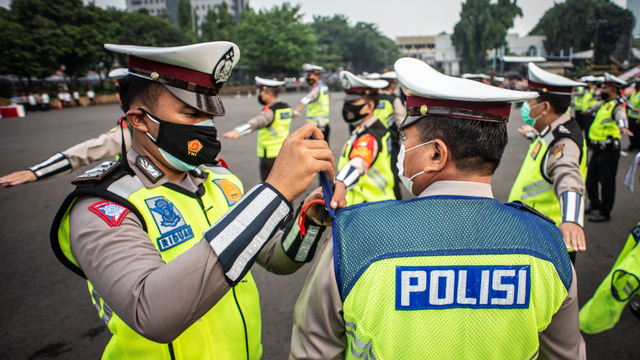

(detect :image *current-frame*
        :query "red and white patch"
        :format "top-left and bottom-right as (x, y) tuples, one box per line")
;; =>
(88, 201), (130, 227)
(349, 134), (376, 167)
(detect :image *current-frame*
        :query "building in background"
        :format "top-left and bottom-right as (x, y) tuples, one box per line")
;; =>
(126, 0), (244, 27)
(628, 0), (640, 37)
(396, 34), (460, 76)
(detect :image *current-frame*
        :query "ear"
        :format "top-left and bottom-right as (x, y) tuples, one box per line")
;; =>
(126, 109), (148, 132)
(422, 139), (448, 173)
(542, 101), (551, 115)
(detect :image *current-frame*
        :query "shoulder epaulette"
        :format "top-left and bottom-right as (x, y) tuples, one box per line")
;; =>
(71, 161), (121, 184)
(505, 200), (556, 225)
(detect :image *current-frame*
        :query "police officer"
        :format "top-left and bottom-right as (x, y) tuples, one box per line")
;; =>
(50, 42), (345, 359)
(625, 78), (640, 152)
(370, 71), (406, 200)
(335, 71), (396, 205)
(583, 73), (634, 222)
(579, 76), (601, 138)
(0, 68), (132, 188)
(293, 64), (330, 144)
(223, 76), (293, 181)
(509, 63), (588, 262)
(290, 58), (585, 360)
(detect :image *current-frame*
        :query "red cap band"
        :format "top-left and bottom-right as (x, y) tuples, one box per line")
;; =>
(528, 81), (573, 94)
(406, 96), (511, 118)
(129, 56), (215, 89)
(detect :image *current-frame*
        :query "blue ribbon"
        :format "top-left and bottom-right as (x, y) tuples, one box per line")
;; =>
(319, 171), (336, 218)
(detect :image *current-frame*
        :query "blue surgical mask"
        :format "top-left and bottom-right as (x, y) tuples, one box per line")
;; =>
(520, 101), (545, 127)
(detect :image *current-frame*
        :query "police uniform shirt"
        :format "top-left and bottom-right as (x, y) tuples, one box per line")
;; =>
(542, 113), (586, 200)
(299, 85), (321, 106)
(237, 98), (283, 132)
(380, 90), (406, 128)
(68, 148), (303, 342)
(586, 100), (628, 129)
(289, 181), (585, 360)
(29, 124), (132, 180)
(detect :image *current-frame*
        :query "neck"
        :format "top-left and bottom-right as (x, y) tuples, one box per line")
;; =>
(416, 167), (492, 194)
(533, 112), (562, 132)
(356, 113), (374, 127)
(131, 141), (187, 184)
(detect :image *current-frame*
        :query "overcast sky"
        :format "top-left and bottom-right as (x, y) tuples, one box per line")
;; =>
(0, 0), (629, 38)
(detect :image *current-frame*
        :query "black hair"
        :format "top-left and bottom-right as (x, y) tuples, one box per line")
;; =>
(536, 92), (571, 115)
(414, 115), (508, 176)
(119, 75), (166, 113)
(363, 92), (380, 108)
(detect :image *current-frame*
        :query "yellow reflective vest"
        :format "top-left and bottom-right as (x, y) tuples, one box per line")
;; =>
(509, 119), (588, 234)
(306, 82), (330, 123)
(589, 99), (622, 141)
(627, 91), (640, 120)
(337, 119), (395, 205)
(51, 162), (262, 360)
(257, 102), (293, 158)
(373, 94), (395, 128)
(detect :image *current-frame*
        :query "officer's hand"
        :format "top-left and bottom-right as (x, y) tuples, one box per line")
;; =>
(517, 125), (535, 138)
(223, 130), (241, 139)
(559, 222), (586, 252)
(621, 127), (634, 136)
(0, 170), (37, 187)
(293, 103), (305, 113)
(302, 181), (347, 223)
(266, 123), (334, 202)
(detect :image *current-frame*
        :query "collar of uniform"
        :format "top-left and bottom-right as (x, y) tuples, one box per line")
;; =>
(548, 112), (572, 133)
(267, 98), (281, 106)
(418, 180), (494, 199)
(355, 115), (379, 134)
(126, 148), (208, 190)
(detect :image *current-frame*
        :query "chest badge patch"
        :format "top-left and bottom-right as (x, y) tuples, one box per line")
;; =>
(530, 141), (542, 160)
(188, 140), (203, 156)
(89, 201), (130, 227)
(213, 179), (243, 206)
(145, 196), (194, 251)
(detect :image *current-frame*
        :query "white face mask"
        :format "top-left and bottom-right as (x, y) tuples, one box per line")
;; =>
(397, 140), (433, 195)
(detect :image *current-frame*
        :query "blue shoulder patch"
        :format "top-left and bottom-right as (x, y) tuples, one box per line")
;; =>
(145, 196), (194, 251)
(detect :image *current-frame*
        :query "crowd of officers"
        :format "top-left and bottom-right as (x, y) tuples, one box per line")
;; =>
(1, 39), (639, 359)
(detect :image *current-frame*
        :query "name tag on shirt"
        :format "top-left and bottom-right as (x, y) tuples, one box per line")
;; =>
(396, 265), (530, 310)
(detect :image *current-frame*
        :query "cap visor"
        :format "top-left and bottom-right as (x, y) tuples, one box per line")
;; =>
(399, 115), (426, 130)
(164, 84), (226, 116)
(342, 93), (363, 101)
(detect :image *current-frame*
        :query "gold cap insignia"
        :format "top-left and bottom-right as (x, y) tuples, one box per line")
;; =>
(151, 72), (160, 81)
(420, 105), (428, 114)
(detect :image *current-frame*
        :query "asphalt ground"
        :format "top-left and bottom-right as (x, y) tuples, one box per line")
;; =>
(0, 92), (639, 359)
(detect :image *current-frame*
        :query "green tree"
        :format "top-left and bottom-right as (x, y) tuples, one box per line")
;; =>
(530, 0), (634, 65)
(310, 15), (351, 70)
(178, 0), (195, 40)
(236, 3), (316, 75)
(452, 0), (522, 72)
(200, 2), (238, 42)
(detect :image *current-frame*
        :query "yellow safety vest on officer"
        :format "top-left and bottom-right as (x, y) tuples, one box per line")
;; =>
(590, 99), (622, 141)
(373, 94), (395, 128)
(337, 119), (395, 205)
(573, 86), (585, 112)
(509, 120), (588, 228)
(257, 102), (293, 158)
(306, 81), (330, 124)
(52, 161), (262, 359)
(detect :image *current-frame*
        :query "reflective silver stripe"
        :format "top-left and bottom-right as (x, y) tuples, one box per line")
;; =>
(368, 167), (387, 194)
(107, 175), (144, 199)
(346, 322), (376, 360)
(234, 123), (252, 136)
(282, 222), (301, 251)
(34, 159), (72, 178)
(225, 200), (290, 281)
(92, 289), (102, 314)
(295, 225), (321, 262)
(521, 184), (553, 199)
(561, 191), (584, 227)
(102, 303), (113, 325)
(600, 117), (614, 124)
(30, 153), (66, 171)
(522, 179), (548, 192)
(267, 126), (278, 138)
(541, 131), (555, 147)
(209, 186), (275, 255)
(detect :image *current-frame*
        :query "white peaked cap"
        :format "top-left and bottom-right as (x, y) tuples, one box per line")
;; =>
(255, 76), (284, 88)
(104, 42), (240, 116)
(395, 57), (538, 127)
(303, 63), (324, 73)
(340, 70), (389, 101)
(380, 71), (397, 80)
(603, 73), (627, 87)
(462, 73), (491, 80)
(365, 73), (381, 80)
(108, 68), (129, 80)
(527, 62), (585, 95)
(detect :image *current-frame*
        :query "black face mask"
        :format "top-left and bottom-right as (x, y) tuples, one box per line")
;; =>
(342, 102), (368, 125)
(258, 93), (267, 105)
(139, 108), (221, 167)
(307, 77), (316, 85)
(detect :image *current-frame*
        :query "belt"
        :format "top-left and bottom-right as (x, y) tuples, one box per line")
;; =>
(592, 138), (619, 145)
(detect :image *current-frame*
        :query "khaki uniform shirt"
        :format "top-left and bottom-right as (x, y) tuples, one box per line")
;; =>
(290, 181), (586, 360)
(544, 113), (586, 201)
(68, 148), (302, 343)
(62, 125), (132, 170)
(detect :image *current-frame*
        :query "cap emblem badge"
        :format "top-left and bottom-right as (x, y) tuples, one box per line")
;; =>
(151, 72), (160, 81)
(187, 140), (203, 156)
(420, 105), (428, 114)
(213, 48), (235, 88)
(341, 74), (351, 90)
